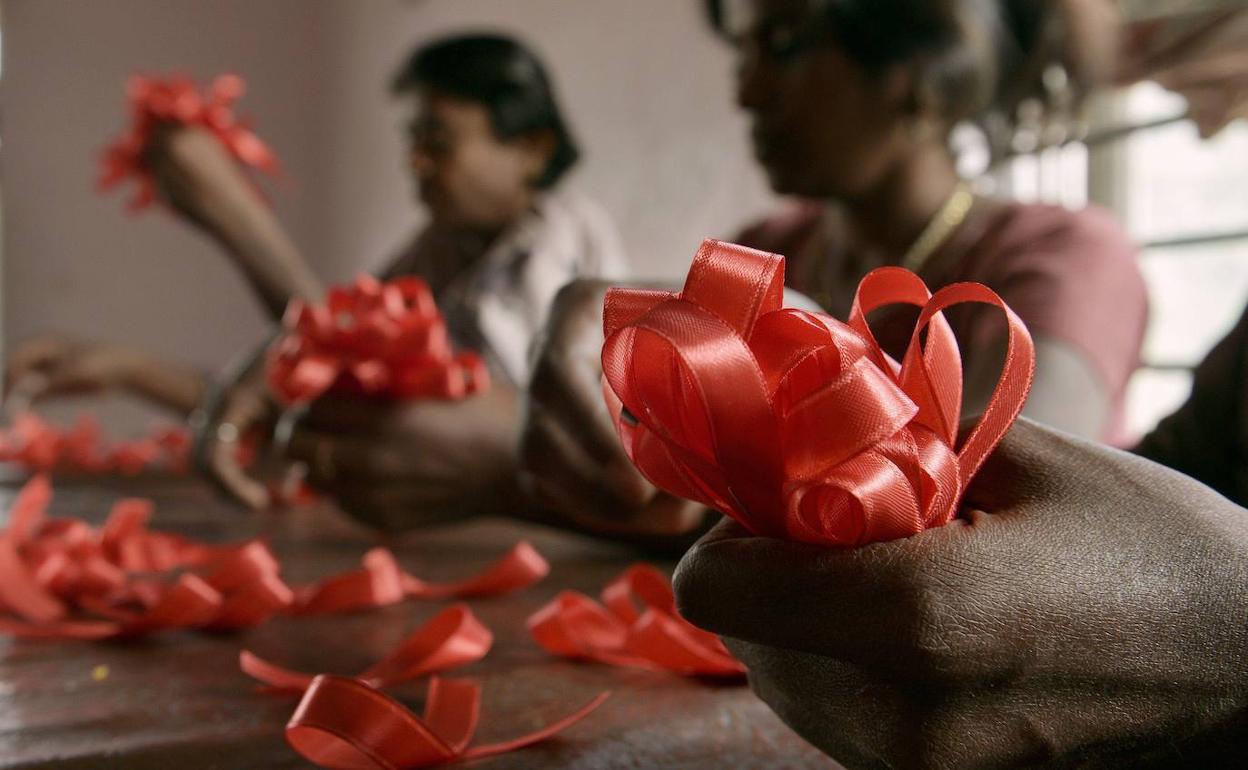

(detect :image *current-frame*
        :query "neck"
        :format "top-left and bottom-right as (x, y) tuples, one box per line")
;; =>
(842, 144), (960, 261)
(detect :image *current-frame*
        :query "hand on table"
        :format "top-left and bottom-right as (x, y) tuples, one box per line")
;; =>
(284, 384), (521, 532)
(674, 419), (1248, 768)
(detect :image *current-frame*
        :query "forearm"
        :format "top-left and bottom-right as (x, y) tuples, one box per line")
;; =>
(124, 356), (209, 418)
(198, 190), (323, 318)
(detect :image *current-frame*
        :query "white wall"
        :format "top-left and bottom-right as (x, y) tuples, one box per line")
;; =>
(1, 0), (775, 425)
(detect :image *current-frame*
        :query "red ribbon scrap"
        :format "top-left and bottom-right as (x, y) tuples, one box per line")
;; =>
(98, 73), (279, 212)
(0, 475), (548, 640)
(0, 412), (190, 475)
(602, 239), (1036, 547)
(284, 675), (609, 770)
(267, 275), (490, 406)
(528, 563), (744, 678)
(240, 584), (609, 769)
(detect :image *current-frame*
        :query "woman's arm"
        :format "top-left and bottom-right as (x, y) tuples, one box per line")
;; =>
(146, 126), (323, 318)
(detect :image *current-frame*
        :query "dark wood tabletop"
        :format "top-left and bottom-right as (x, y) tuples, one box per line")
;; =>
(0, 474), (835, 769)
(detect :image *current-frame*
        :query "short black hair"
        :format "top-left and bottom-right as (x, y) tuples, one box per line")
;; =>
(706, 0), (1111, 156)
(392, 34), (579, 189)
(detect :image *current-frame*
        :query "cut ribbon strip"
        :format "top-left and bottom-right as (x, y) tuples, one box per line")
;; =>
(528, 563), (744, 678)
(601, 239), (1035, 547)
(98, 73), (279, 212)
(0, 477), (547, 641)
(285, 675), (609, 770)
(241, 603), (493, 693)
(267, 275), (489, 405)
(294, 541), (549, 615)
(0, 412), (190, 475)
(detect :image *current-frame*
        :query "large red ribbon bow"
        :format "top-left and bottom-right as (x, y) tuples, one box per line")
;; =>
(267, 275), (489, 405)
(98, 73), (279, 212)
(528, 563), (744, 678)
(601, 239), (1035, 546)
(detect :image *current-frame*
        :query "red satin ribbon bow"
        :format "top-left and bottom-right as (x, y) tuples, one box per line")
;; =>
(0, 412), (190, 475)
(528, 563), (744, 677)
(98, 73), (279, 211)
(601, 239), (1035, 546)
(267, 275), (490, 405)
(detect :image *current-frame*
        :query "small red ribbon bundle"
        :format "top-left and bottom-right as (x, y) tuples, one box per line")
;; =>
(0, 476), (548, 641)
(528, 563), (744, 678)
(267, 275), (490, 406)
(0, 412), (190, 475)
(98, 73), (279, 212)
(602, 239), (1035, 547)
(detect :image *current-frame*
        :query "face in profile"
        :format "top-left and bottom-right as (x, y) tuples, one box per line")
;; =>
(728, 0), (913, 200)
(404, 90), (548, 230)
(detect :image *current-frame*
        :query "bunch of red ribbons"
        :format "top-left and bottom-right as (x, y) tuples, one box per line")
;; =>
(98, 73), (279, 212)
(602, 239), (1035, 547)
(0, 475), (546, 640)
(267, 274), (489, 405)
(0, 412), (190, 475)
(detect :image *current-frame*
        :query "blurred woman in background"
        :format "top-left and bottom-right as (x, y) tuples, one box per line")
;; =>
(7, 34), (625, 530)
(519, 0), (1149, 539)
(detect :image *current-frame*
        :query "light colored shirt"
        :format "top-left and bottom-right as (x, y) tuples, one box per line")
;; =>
(388, 189), (627, 386)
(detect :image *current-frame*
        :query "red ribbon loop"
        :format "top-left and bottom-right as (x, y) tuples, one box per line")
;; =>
(285, 675), (609, 769)
(601, 239), (1036, 546)
(241, 603), (492, 693)
(528, 563), (745, 678)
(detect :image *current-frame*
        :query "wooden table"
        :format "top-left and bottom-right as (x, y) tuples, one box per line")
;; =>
(0, 476), (834, 769)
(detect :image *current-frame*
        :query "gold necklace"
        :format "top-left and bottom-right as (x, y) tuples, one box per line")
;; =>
(900, 182), (975, 274)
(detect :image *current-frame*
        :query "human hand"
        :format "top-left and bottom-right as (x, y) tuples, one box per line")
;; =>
(674, 419), (1248, 768)
(284, 385), (520, 532)
(519, 279), (709, 542)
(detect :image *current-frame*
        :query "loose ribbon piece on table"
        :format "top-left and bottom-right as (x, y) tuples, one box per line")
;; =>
(285, 675), (609, 770)
(528, 563), (744, 678)
(0, 475), (289, 640)
(293, 541), (549, 615)
(0, 477), (548, 641)
(241, 603), (493, 693)
(98, 73), (279, 212)
(601, 239), (1036, 547)
(267, 275), (489, 406)
(0, 412), (190, 475)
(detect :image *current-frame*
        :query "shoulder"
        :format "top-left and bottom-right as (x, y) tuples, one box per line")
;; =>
(977, 202), (1145, 306)
(733, 199), (826, 255)
(531, 188), (628, 278)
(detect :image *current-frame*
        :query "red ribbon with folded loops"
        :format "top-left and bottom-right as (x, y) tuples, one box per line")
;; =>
(98, 73), (279, 212)
(528, 563), (744, 678)
(242, 603), (493, 693)
(0, 413), (190, 475)
(292, 541), (549, 615)
(284, 675), (609, 770)
(601, 239), (1035, 547)
(0, 477), (548, 641)
(267, 275), (490, 406)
